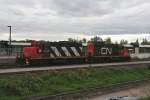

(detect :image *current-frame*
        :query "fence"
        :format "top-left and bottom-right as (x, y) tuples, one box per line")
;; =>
(0, 47), (23, 56)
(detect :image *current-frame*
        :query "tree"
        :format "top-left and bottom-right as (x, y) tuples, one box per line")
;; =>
(120, 39), (128, 45)
(141, 38), (150, 45)
(91, 36), (103, 42)
(82, 38), (87, 43)
(68, 38), (74, 42)
(130, 39), (139, 47)
(68, 38), (83, 43)
(25, 39), (35, 42)
(135, 39), (139, 45)
(105, 37), (112, 44)
(115, 41), (118, 44)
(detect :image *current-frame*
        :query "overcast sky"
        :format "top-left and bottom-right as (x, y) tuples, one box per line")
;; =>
(0, 0), (150, 42)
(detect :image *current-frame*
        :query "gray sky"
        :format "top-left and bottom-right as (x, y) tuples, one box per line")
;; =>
(0, 0), (150, 42)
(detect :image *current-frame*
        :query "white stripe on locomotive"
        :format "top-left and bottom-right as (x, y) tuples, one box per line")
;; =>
(71, 47), (80, 56)
(50, 53), (55, 57)
(61, 47), (71, 56)
(51, 46), (62, 56)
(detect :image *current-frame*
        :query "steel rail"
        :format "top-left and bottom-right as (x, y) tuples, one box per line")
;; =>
(28, 77), (150, 100)
(0, 61), (150, 74)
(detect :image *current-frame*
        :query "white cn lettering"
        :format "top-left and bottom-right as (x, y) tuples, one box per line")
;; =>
(101, 48), (112, 55)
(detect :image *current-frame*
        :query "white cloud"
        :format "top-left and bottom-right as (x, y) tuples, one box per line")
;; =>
(0, 0), (149, 42)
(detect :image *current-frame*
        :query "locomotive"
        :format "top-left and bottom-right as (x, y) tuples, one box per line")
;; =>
(18, 41), (130, 65)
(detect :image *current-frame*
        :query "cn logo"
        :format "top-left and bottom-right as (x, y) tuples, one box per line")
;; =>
(101, 48), (112, 55)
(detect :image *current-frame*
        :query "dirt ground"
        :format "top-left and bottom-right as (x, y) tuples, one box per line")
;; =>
(86, 83), (150, 100)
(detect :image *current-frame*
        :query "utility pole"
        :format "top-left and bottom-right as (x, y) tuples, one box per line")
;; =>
(8, 26), (11, 45)
(8, 26), (12, 56)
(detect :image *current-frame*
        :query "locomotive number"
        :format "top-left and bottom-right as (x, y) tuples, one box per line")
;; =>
(101, 48), (112, 55)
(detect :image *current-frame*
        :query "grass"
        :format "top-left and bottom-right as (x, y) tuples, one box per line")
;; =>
(141, 97), (150, 100)
(0, 67), (150, 100)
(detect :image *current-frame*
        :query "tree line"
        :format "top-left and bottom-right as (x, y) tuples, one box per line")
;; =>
(68, 36), (150, 45)
(2, 36), (149, 45)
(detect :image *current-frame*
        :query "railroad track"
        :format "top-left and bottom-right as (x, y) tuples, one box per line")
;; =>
(0, 61), (150, 74)
(28, 77), (150, 100)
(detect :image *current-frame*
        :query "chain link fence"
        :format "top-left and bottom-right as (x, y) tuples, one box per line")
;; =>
(0, 47), (23, 57)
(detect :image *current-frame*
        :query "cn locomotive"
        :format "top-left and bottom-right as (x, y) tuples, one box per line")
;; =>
(17, 41), (130, 65)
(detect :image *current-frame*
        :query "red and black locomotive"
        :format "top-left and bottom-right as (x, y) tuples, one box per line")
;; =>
(19, 41), (130, 65)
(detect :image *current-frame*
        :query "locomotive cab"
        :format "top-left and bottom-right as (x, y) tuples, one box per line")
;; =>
(23, 41), (42, 65)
